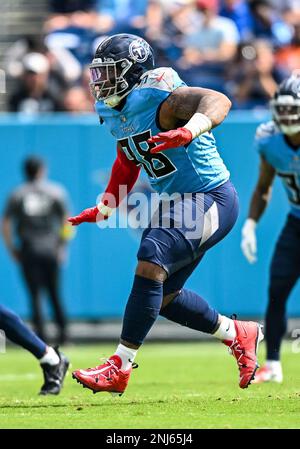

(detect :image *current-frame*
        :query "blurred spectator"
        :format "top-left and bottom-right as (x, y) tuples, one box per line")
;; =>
(4, 35), (79, 96)
(219, 0), (255, 41)
(228, 39), (285, 108)
(145, 0), (195, 68)
(9, 53), (62, 113)
(62, 86), (94, 112)
(275, 23), (300, 74)
(44, 11), (103, 69)
(178, 0), (239, 91)
(98, 0), (148, 24)
(49, 0), (97, 13)
(249, 0), (293, 46)
(269, 0), (300, 25)
(2, 157), (72, 344)
(4, 36), (49, 79)
(3, 0), (300, 111)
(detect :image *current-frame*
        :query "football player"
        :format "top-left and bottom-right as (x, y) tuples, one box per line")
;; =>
(0, 303), (69, 394)
(241, 73), (300, 383)
(69, 34), (263, 396)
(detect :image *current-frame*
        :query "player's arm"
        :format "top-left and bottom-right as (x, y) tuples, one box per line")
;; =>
(1, 217), (19, 262)
(148, 86), (232, 152)
(1, 195), (20, 262)
(248, 156), (276, 221)
(241, 156), (276, 263)
(68, 146), (141, 226)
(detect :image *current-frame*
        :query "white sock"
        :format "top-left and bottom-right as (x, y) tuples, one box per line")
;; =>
(115, 344), (137, 371)
(39, 346), (60, 366)
(213, 315), (237, 342)
(265, 360), (282, 372)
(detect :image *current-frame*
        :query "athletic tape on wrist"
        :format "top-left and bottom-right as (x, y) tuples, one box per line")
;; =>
(183, 113), (212, 139)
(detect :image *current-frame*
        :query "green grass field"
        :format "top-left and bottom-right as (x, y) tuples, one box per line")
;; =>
(0, 341), (299, 429)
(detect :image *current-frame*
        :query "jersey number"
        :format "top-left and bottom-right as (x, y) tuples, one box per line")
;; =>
(277, 172), (300, 205)
(119, 130), (177, 179)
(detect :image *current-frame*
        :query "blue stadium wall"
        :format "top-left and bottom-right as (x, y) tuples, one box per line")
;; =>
(0, 112), (298, 319)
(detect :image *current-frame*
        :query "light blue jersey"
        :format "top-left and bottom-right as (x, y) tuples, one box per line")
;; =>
(255, 120), (300, 218)
(95, 67), (230, 195)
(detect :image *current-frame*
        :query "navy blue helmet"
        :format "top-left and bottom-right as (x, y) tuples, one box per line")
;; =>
(89, 33), (155, 108)
(270, 72), (300, 136)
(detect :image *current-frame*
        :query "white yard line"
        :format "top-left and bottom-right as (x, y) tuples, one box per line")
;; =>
(0, 373), (39, 381)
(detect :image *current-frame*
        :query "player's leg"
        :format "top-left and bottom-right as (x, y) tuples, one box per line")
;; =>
(73, 181), (262, 392)
(0, 303), (46, 358)
(160, 180), (237, 336)
(116, 183), (239, 364)
(158, 182), (263, 388)
(72, 192), (215, 394)
(161, 276), (263, 389)
(160, 255), (220, 334)
(254, 215), (300, 384)
(0, 304), (69, 394)
(72, 259), (167, 395)
(160, 261), (263, 390)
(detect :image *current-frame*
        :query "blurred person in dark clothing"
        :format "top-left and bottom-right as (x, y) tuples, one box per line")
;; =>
(44, 2), (114, 68)
(2, 157), (71, 344)
(178, 0), (239, 91)
(9, 53), (62, 113)
(4, 36), (78, 102)
(275, 23), (300, 74)
(145, 0), (196, 68)
(98, 0), (149, 36)
(220, 0), (255, 41)
(49, 0), (97, 13)
(228, 39), (286, 109)
(249, 0), (292, 46)
(268, 0), (300, 24)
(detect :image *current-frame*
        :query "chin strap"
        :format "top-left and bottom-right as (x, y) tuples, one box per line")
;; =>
(104, 95), (122, 108)
(104, 83), (139, 108)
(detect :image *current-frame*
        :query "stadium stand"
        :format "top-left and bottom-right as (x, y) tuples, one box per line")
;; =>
(1, 0), (300, 112)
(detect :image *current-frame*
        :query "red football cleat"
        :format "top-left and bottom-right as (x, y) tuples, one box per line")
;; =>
(226, 320), (264, 389)
(72, 355), (137, 396)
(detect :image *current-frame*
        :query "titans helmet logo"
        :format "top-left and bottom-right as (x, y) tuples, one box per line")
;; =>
(129, 39), (150, 63)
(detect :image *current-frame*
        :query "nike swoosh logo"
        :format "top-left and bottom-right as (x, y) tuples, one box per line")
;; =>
(156, 72), (165, 82)
(79, 365), (114, 376)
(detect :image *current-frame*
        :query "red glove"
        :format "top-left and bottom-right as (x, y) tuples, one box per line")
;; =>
(148, 128), (193, 153)
(68, 206), (107, 226)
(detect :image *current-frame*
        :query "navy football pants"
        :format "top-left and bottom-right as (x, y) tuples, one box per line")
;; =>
(266, 214), (300, 360)
(0, 304), (46, 358)
(138, 180), (239, 295)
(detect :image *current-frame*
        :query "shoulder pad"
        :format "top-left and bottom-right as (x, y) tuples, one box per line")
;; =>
(138, 67), (178, 93)
(255, 121), (279, 141)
